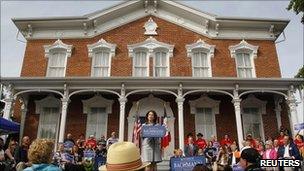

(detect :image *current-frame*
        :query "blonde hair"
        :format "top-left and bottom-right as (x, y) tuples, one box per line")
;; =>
(28, 139), (54, 164)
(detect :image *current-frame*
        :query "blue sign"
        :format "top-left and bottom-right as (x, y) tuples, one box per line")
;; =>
(142, 125), (166, 138)
(294, 123), (304, 131)
(64, 140), (74, 151)
(170, 156), (206, 171)
(64, 153), (74, 163)
(84, 150), (96, 158)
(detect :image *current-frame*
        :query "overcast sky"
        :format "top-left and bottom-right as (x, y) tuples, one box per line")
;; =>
(1, 1), (303, 122)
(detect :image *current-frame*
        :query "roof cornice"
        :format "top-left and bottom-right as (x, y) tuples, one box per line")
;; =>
(12, 0), (289, 40)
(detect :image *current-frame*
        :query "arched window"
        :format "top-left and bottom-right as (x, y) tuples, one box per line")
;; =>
(186, 39), (215, 77)
(154, 51), (169, 77)
(128, 37), (174, 77)
(87, 38), (116, 77)
(44, 39), (73, 77)
(229, 40), (258, 78)
(134, 51), (149, 77)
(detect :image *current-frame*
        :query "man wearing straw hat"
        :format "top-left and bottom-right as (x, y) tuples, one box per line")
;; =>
(99, 141), (150, 171)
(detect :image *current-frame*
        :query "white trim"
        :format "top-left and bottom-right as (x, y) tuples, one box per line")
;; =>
(87, 38), (116, 58)
(144, 17), (158, 35)
(44, 39), (73, 58)
(13, 1), (288, 40)
(82, 95), (113, 114)
(128, 37), (174, 58)
(229, 40), (258, 59)
(186, 39), (215, 77)
(229, 40), (258, 78)
(34, 95), (61, 114)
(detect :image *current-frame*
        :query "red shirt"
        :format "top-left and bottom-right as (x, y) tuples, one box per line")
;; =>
(277, 136), (284, 146)
(195, 138), (207, 149)
(294, 139), (304, 149)
(220, 138), (232, 146)
(85, 138), (97, 149)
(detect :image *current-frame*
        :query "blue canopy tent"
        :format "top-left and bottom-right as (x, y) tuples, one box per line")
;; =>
(0, 117), (20, 135)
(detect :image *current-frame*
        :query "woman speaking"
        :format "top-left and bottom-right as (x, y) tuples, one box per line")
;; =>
(141, 110), (162, 171)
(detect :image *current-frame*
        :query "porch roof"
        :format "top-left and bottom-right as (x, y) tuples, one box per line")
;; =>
(1, 77), (302, 92)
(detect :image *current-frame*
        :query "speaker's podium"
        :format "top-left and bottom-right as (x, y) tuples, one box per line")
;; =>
(141, 125), (166, 165)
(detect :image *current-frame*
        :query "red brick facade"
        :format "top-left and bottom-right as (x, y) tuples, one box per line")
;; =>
(20, 16), (281, 78)
(15, 16), (290, 148)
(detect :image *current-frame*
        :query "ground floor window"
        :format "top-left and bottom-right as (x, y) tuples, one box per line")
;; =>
(38, 107), (59, 139)
(242, 107), (262, 138)
(86, 107), (107, 138)
(195, 107), (216, 139)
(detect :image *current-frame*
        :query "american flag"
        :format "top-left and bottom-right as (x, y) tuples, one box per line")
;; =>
(132, 102), (141, 147)
(161, 103), (171, 149)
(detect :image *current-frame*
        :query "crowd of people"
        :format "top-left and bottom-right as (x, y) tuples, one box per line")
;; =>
(1, 125), (304, 171)
(170, 126), (304, 170)
(0, 132), (118, 171)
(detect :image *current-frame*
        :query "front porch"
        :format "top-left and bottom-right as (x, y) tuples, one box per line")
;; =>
(1, 77), (302, 155)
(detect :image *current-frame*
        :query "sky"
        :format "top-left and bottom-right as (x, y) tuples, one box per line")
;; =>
(0, 1), (303, 122)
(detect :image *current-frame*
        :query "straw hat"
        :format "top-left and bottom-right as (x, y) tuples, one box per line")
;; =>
(99, 142), (150, 171)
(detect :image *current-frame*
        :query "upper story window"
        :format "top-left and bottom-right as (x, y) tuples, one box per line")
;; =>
(229, 40), (258, 78)
(154, 50), (169, 77)
(128, 37), (174, 77)
(87, 38), (116, 77)
(44, 39), (73, 77)
(134, 51), (149, 77)
(186, 39), (215, 77)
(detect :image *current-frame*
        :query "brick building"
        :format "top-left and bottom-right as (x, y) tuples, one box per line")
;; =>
(1, 0), (302, 159)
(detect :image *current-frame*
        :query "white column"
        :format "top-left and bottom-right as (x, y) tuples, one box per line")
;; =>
(274, 96), (282, 130)
(176, 84), (185, 151)
(287, 86), (299, 137)
(19, 97), (28, 144)
(3, 98), (14, 119)
(58, 98), (69, 143)
(2, 84), (14, 119)
(176, 97), (185, 151)
(118, 84), (127, 142)
(232, 87), (244, 149)
(118, 97), (127, 141)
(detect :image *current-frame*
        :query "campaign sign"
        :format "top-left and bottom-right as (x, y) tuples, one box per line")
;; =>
(64, 153), (74, 163)
(294, 123), (304, 131)
(142, 125), (166, 138)
(64, 141), (74, 151)
(170, 156), (206, 171)
(84, 150), (96, 158)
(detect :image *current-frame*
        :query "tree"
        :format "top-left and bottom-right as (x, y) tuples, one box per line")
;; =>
(287, 0), (304, 23)
(295, 66), (304, 89)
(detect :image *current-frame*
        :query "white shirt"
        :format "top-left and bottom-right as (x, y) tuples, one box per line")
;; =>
(283, 144), (290, 158)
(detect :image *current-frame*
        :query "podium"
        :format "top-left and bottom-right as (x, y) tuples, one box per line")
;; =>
(142, 125), (166, 165)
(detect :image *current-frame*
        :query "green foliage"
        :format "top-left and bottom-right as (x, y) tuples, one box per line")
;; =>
(287, 0), (304, 23)
(295, 66), (304, 89)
